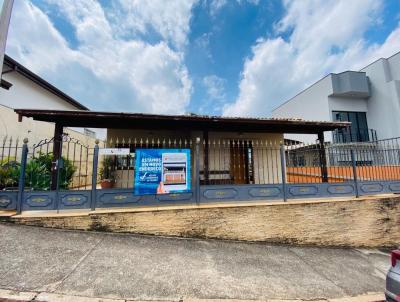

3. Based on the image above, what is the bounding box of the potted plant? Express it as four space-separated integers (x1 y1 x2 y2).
99 156 115 189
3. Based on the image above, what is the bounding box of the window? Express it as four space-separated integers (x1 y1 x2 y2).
332 111 369 142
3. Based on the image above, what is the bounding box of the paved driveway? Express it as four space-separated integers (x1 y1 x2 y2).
0 223 390 301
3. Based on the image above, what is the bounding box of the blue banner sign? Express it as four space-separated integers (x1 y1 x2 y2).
134 149 191 195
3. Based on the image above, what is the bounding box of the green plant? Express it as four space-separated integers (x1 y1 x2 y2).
0 153 77 190
99 156 115 181
0 159 20 189
25 153 76 190
25 159 50 190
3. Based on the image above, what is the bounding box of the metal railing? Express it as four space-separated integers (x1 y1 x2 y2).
286 139 400 183
2 134 400 213
200 139 282 185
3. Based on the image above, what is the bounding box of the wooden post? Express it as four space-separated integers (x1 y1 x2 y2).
203 130 209 184
280 144 287 202
51 123 63 190
195 137 200 204
318 132 328 183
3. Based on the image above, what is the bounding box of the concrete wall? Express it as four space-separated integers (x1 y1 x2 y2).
273 76 333 143
273 51 400 142
7 194 400 247
361 56 400 140
0 68 93 143
0 72 78 110
0 104 96 145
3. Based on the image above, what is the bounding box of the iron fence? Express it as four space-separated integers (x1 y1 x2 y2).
286 139 400 183
0 136 23 191
201 139 282 185
1 134 400 213
97 137 193 189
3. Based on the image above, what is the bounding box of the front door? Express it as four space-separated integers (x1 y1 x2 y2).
230 140 252 184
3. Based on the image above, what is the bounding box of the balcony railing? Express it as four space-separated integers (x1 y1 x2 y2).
332 128 377 143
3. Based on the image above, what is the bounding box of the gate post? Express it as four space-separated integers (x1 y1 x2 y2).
280 143 287 202
91 140 99 211
17 138 28 214
51 123 63 190
318 132 328 182
350 148 359 198
195 137 201 205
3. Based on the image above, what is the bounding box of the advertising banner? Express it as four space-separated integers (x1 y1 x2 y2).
134 149 191 195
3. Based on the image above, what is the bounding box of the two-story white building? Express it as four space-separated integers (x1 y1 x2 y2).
0 54 93 143
273 51 400 143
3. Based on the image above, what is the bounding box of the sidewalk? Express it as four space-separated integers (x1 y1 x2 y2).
0 223 390 301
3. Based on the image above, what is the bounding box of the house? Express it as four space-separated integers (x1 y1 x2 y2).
0 55 98 190
272 50 400 143
14 109 348 189
0 55 94 143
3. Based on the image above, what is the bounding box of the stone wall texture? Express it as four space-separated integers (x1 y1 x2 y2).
3 195 400 247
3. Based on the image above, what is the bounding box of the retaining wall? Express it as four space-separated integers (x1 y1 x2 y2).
2 195 400 247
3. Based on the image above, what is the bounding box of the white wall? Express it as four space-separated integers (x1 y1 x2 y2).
273 75 333 143
0 104 97 145
0 72 79 110
361 55 400 139
273 51 400 142
0 69 86 141
328 97 368 113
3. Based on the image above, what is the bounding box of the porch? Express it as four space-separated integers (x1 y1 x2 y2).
1 109 399 213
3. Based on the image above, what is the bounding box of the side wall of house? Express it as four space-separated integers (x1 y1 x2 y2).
0 104 96 145
361 55 400 140
272 76 333 143
0 72 79 110
0 105 98 189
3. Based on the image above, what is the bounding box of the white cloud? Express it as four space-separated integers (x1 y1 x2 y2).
207 0 259 16
7 0 193 115
223 0 400 117
203 75 226 100
6 1 75 73
209 0 227 16
106 0 198 49
198 75 227 115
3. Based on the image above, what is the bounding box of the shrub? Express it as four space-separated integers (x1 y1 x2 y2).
0 158 20 190
0 154 77 191
25 153 77 190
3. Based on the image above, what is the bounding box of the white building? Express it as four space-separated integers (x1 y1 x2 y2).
0 55 94 143
273 50 400 143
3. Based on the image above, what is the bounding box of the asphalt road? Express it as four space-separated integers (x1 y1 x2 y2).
0 223 390 301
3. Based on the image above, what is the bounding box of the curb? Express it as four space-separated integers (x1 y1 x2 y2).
0 289 385 302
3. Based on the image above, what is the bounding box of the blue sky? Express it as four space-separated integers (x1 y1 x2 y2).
5 0 400 117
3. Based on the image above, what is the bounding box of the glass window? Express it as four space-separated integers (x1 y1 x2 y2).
332 111 369 142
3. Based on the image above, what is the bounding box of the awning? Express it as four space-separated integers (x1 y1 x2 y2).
15 109 350 134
